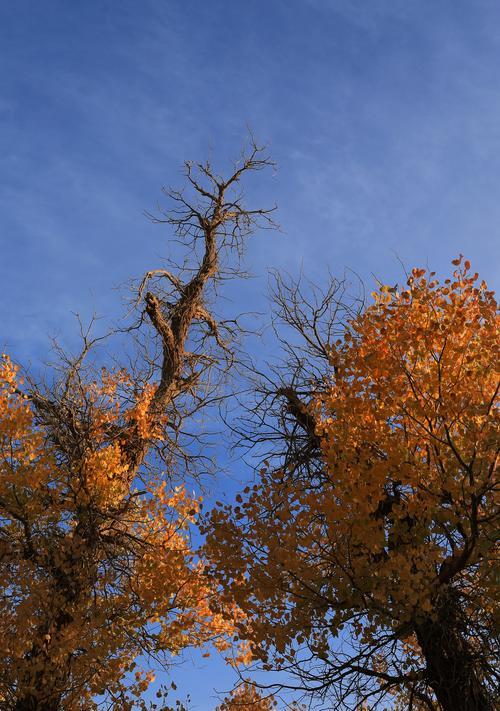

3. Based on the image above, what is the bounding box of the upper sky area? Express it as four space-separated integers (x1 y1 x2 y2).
2 0 499 362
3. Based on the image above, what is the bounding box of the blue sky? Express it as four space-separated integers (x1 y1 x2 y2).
1 0 499 707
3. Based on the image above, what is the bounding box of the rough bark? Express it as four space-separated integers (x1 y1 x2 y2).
416 597 493 711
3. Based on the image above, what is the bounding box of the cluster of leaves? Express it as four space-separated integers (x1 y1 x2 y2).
0 357 246 708
204 257 499 710
215 683 307 711
215 683 277 710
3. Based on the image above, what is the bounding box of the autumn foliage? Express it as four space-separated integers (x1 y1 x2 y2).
215 683 277 710
0 357 243 708
205 257 499 710
214 683 307 711
1 139 498 711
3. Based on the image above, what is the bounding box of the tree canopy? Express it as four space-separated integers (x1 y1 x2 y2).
204 257 499 711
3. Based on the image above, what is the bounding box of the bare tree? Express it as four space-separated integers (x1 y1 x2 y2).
235 269 364 485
